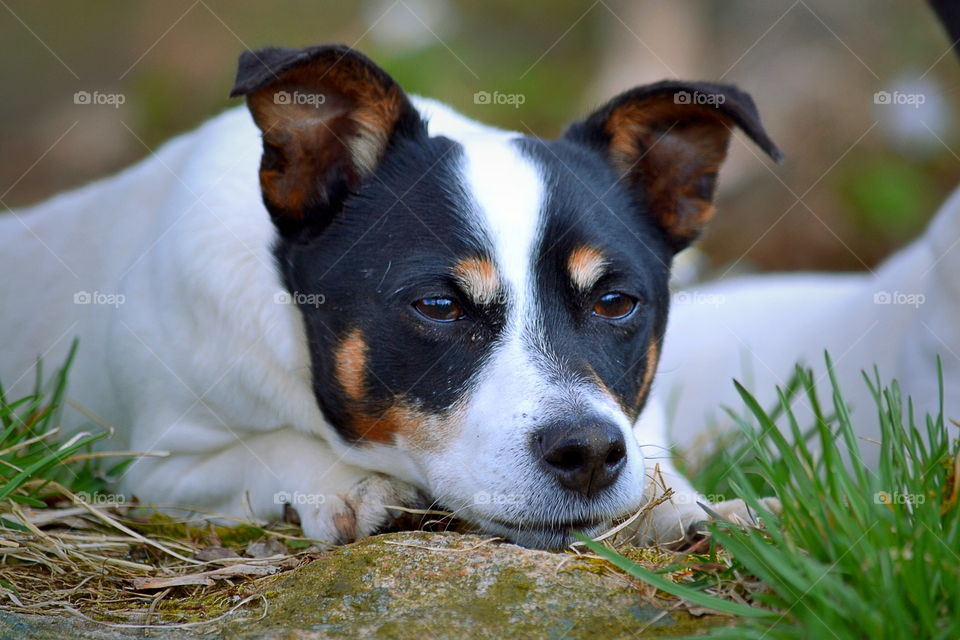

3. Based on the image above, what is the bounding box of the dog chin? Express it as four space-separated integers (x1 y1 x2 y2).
467 515 612 550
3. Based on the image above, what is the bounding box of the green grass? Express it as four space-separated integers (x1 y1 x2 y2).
580 354 959 639
3 341 958 636
0 340 121 514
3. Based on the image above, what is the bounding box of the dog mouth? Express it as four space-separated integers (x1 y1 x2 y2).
464 512 614 550
443 489 647 549
484 514 608 532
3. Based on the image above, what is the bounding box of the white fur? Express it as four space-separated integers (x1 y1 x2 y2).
654 187 960 469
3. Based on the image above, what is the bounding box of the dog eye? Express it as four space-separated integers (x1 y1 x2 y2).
413 297 466 322
592 292 636 319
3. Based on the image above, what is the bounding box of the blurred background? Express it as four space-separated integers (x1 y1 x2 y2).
2 0 958 274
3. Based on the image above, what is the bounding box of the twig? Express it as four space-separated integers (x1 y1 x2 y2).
384 537 501 553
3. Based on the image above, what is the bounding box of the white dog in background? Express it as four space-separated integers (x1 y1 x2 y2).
652 185 959 469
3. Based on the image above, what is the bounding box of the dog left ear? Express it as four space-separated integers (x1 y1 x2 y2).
230 45 423 237
565 81 782 252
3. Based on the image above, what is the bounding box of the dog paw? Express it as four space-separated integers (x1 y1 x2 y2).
295 474 428 544
686 497 782 535
622 495 781 547
619 497 709 547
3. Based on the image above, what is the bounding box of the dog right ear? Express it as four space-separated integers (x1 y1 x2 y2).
565 81 781 253
231 45 424 237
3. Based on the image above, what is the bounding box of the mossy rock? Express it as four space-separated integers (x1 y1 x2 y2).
232 531 721 639
0 531 723 639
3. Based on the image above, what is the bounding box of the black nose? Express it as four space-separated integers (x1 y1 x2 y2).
534 420 627 497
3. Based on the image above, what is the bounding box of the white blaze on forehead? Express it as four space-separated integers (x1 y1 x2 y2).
458 137 543 316
455 136 635 435
456 135 552 437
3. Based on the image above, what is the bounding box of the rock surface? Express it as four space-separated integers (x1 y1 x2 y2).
0 531 722 639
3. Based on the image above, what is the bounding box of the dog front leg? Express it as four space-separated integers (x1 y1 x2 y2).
123 428 427 544
628 401 780 545
626 457 711 545
624 458 781 545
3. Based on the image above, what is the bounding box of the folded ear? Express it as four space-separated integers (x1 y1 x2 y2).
565 81 782 252
230 45 424 236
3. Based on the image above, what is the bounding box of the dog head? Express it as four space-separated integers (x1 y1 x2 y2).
231 45 780 548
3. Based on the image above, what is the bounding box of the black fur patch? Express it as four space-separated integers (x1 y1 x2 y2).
274 134 508 443
516 136 674 420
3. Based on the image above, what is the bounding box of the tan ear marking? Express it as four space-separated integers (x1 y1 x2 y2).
567 82 780 253
605 100 733 248
235 47 412 224
567 246 607 291
453 257 500 305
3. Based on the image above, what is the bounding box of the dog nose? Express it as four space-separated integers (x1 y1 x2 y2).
534 420 627 497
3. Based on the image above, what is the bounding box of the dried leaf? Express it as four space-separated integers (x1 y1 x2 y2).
132 563 278 590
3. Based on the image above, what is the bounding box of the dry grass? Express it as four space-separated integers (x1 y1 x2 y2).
0 483 328 631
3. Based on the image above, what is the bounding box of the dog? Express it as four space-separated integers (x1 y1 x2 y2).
654 186 960 467
2 44 809 550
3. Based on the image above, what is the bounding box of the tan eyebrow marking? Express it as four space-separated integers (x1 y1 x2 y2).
335 328 367 402
452 257 500 305
568 246 608 291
